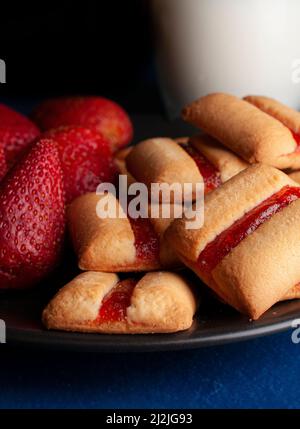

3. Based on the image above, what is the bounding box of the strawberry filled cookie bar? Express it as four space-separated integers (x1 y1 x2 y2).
244 95 300 140
42 271 197 334
166 164 300 319
183 93 300 169
125 136 247 201
68 193 181 272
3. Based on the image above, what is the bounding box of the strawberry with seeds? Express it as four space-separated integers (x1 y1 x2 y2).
0 145 7 181
44 126 117 204
0 139 65 289
32 96 133 152
0 103 40 166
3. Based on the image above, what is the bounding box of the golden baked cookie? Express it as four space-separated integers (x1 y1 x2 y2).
289 171 300 184
42 271 197 334
166 164 300 319
281 283 300 301
183 93 300 169
68 192 181 272
244 95 300 135
126 135 247 200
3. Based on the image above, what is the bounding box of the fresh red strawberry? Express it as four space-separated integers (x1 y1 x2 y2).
0 139 65 289
0 144 7 181
32 96 133 152
43 126 117 204
0 103 40 166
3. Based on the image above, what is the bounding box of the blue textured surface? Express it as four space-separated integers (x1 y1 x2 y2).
0 330 300 409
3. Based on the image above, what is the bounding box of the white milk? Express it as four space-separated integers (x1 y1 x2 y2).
152 0 300 117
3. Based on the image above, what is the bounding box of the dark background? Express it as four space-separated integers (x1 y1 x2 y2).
0 0 163 113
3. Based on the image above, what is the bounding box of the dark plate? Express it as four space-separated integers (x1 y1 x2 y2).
2 280 299 352
0 114 299 352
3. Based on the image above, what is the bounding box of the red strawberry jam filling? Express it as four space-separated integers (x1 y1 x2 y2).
128 216 160 263
198 186 300 277
97 279 137 322
181 143 221 192
291 130 300 151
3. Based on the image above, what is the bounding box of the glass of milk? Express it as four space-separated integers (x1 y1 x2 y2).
152 0 300 118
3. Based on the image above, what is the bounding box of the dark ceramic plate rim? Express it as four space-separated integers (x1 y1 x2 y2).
5 304 297 353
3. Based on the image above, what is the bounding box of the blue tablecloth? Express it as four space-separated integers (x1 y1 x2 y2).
0 331 299 409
